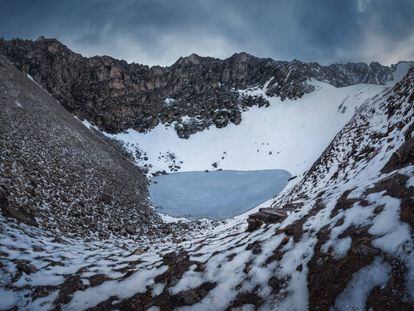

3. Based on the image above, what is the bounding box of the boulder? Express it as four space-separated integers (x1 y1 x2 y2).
247 208 288 231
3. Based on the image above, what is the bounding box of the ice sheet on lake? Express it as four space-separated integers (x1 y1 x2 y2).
150 169 291 220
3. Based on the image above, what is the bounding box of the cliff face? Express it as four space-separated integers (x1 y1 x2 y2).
0 55 160 238
0 38 399 138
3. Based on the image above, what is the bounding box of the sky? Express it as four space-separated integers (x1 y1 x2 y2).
1 0 413 66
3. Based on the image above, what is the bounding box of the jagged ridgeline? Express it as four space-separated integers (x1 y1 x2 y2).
0 37 406 138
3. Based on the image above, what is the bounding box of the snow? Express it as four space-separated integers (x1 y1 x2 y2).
27 74 36 82
332 237 352 259
92 81 385 176
169 265 202 294
65 265 168 310
369 195 412 254
157 213 189 223
389 61 414 86
188 248 252 310
0 288 17 310
164 97 176 106
26 74 45 90
334 259 391 310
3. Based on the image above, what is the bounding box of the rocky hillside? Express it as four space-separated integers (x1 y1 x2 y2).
0 58 413 310
0 55 161 238
0 37 409 138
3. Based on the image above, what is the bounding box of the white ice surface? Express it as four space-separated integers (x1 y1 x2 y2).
84 81 385 176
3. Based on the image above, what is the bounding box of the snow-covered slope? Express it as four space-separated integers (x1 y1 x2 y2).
87 80 386 176
389 61 414 86
2 67 413 310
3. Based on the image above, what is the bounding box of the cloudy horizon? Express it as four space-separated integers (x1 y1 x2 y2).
1 0 414 66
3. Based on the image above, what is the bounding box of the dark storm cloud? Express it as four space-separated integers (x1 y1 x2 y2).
1 0 413 65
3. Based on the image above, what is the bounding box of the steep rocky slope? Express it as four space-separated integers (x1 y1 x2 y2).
0 37 409 138
0 55 161 238
1 60 413 310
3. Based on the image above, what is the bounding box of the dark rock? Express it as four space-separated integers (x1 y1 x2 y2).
55 275 86 306
15 260 38 274
268 276 289 295
227 289 263 309
174 282 216 305
330 189 358 218
0 184 7 208
97 192 112 205
88 274 112 287
125 225 136 235
381 137 414 173
246 240 262 254
246 218 263 232
281 236 290 245
247 208 288 230
366 261 414 310
1 184 37 225
307 225 377 311
1 202 38 226
32 245 44 252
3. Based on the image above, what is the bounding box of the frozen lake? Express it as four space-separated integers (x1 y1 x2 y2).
150 169 291 220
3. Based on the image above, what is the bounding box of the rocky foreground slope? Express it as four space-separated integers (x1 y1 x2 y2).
0 55 161 238
0 60 413 309
0 37 411 138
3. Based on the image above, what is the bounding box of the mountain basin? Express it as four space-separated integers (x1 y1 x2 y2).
150 169 291 220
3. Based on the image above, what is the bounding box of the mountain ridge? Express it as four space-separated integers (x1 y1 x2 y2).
1 37 412 139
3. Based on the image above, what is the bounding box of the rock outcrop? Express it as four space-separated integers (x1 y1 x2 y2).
247 207 288 231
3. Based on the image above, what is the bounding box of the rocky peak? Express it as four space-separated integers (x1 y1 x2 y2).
35 35 46 41
173 53 221 68
229 51 257 63
177 53 203 65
